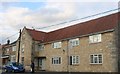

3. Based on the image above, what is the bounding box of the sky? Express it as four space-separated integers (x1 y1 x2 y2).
0 0 120 44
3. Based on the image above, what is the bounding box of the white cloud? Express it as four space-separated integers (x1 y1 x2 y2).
1 0 119 2
0 1 119 43
35 1 77 24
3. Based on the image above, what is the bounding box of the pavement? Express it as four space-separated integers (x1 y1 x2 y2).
0 70 2 74
1 72 118 74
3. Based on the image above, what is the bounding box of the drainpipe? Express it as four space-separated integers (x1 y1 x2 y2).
67 39 73 73
67 40 69 72
17 29 21 64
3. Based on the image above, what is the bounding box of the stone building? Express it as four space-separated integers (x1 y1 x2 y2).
1 41 17 65
16 12 120 72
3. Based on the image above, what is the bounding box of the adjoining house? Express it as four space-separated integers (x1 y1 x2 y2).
16 12 120 72
0 44 2 67
1 40 17 66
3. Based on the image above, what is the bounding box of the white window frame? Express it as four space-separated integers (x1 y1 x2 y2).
90 54 103 64
11 55 16 62
70 55 79 65
69 38 79 47
12 46 16 51
6 48 9 53
89 34 102 43
21 44 24 53
52 41 62 49
52 57 62 65
21 57 24 64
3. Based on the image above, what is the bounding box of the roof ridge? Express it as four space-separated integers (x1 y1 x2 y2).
23 12 119 42
26 28 47 33
47 12 118 34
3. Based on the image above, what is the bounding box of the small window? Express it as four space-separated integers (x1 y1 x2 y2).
70 56 79 65
38 44 44 50
69 38 79 47
21 44 24 53
11 55 16 62
52 42 62 49
90 54 103 64
12 46 16 51
89 34 101 43
21 57 24 64
52 57 61 64
6 48 9 53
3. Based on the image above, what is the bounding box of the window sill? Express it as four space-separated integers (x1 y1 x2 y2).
71 64 79 66
90 63 102 65
52 64 61 65
53 48 61 49
89 42 102 44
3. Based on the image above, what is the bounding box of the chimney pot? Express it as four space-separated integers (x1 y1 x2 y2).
7 40 10 44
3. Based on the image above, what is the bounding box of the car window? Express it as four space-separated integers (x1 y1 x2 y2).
9 63 12 66
12 62 22 67
12 62 18 67
6 62 10 66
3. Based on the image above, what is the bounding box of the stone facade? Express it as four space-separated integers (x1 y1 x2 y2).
18 27 118 72
15 13 119 72
1 41 17 65
35 31 117 72
16 28 33 70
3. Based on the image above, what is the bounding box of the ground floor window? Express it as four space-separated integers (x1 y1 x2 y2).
90 54 103 64
11 55 16 62
52 57 61 65
70 56 79 65
21 57 24 64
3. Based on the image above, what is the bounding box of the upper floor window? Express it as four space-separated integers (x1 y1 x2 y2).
70 55 79 65
69 38 79 47
52 57 61 65
52 42 62 49
11 55 16 62
38 44 44 50
12 46 16 51
6 48 9 53
89 34 101 43
90 54 103 64
21 44 24 53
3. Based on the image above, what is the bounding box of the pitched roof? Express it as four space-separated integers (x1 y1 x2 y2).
26 12 119 43
26 28 46 41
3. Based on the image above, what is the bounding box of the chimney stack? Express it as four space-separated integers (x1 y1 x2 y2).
7 40 10 44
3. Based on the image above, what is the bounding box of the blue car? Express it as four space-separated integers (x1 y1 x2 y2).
4 62 25 73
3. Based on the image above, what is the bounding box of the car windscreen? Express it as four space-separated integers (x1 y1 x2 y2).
12 62 22 67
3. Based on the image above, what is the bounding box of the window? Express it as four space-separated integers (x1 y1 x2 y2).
52 42 62 49
52 57 61 64
89 34 101 43
69 38 79 47
11 55 16 62
38 44 44 50
12 46 16 51
21 44 24 53
6 48 9 53
21 57 24 64
90 54 103 64
70 56 79 65
22 33 25 40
